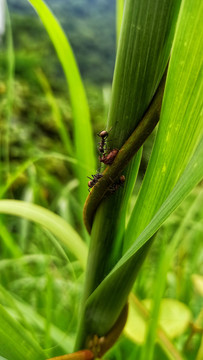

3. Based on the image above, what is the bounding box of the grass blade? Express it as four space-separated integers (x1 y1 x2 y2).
0 152 79 199
0 200 87 269
107 0 181 147
0 304 45 360
4 4 15 177
125 0 203 250
27 0 96 204
83 136 203 336
2 294 74 353
116 0 125 45
36 68 73 156
0 222 22 258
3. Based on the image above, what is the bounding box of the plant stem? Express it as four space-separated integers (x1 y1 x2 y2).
83 71 166 234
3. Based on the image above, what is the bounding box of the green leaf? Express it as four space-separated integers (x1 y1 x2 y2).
125 298 191 343
0 222 22 258
116 0 125 45
0 152 81 199
108 0 181 147
124 0 203 250
4 4 15 179
36 68 73 156
82 0 181 301
27 0 96 204
84 0 203 336
120 294 185 360
145 299 192 338
0 304 45 360
125 299 146 344
0 284 74 353
192 274 203 297
83 136 203 336
75 0 182 349
0 200 87 269
114 149 143 246
5 301 74 353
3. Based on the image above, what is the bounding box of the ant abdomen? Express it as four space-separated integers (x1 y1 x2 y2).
99 148 119 165
87 173 103 192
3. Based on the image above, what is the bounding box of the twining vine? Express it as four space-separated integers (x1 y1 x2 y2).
83 71 167 234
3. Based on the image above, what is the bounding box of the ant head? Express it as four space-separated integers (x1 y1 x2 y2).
98 130 108 138
97 127 112 138
88 180 92 187
119 175 125 184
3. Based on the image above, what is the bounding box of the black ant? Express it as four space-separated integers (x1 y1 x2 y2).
87 173 103 192
97 130 109 154
108 175 125 193
97 129 118 165
99 148 119 165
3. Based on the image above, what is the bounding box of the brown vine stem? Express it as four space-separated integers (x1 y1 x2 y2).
47 349 94 360
83 71 167 234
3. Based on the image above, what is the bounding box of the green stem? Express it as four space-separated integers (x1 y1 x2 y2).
83 71 166 234
116 0 125 46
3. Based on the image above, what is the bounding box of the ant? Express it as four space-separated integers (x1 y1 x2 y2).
99 148 119 165
97 130 109 154
97 129 118 165
87 173 125 194
87 173 103 192
108 175 125 193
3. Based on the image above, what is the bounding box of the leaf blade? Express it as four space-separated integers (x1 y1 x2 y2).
0 304 45 360
0 200 87 269
124 0 203 250
27 0 96 203
84 135 203 336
